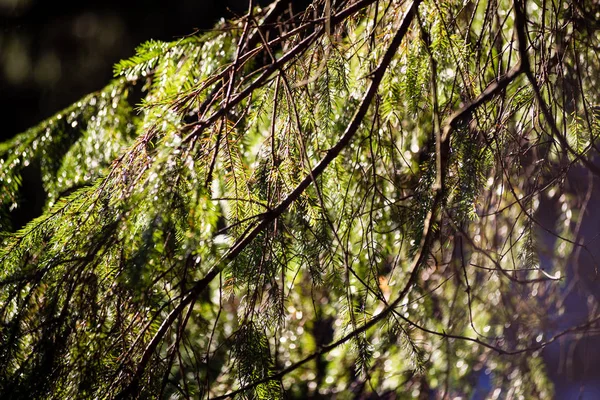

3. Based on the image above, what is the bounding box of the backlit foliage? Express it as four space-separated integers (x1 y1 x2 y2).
2 0 600 398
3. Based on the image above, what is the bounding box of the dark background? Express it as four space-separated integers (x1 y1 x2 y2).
0 0 269 141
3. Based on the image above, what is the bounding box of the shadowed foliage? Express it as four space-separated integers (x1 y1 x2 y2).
2 0 600 398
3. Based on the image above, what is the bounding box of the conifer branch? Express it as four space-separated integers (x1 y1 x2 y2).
116 1 421 395
4 0 600 397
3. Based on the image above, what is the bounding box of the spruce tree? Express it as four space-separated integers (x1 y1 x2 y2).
1 0 599 398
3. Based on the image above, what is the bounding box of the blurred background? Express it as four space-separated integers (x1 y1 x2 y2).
0 0 270 141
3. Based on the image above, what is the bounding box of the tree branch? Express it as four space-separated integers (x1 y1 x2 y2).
115 1 422 397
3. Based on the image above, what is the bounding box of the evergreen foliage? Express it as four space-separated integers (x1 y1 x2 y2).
1 0 600 398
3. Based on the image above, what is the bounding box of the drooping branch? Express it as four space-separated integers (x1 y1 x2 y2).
512 0 600 177
115 1 422 396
